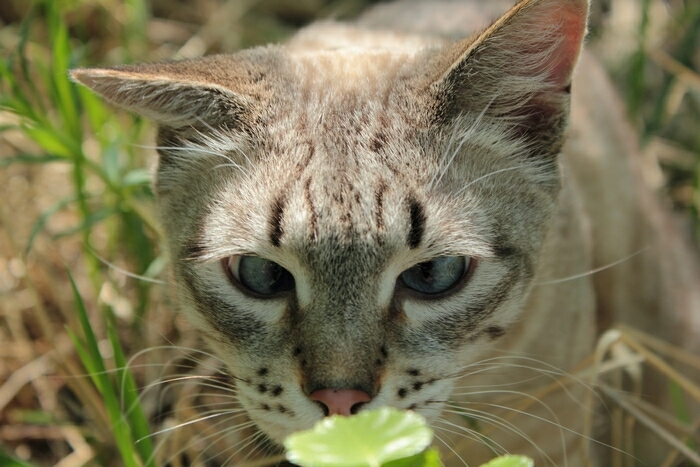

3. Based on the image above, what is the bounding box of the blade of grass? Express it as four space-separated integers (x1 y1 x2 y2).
68 271 142 467
21 123 78 159
52 207 117 239
108 322 155 467
25 194 77 255
0 154 66 167
47 0 81 141
16 4 46 117
625 0 650 119
643 2 700 140
76 84 109 135
0 450 40 467
600 385 700 465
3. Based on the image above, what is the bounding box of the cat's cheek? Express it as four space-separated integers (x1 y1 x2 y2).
237 387 327 444
371 377 455 421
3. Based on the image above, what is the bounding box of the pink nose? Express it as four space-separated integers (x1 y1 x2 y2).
309 388 372 416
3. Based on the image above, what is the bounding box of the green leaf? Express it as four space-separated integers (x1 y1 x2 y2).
284 408 433 467
479 455 534 467
383 448 441 467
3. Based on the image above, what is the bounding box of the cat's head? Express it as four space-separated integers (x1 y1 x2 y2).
72 0 588 445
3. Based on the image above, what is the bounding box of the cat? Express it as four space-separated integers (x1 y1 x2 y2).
71 0 700 465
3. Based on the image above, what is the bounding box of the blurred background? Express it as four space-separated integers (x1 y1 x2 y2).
0 0 698 465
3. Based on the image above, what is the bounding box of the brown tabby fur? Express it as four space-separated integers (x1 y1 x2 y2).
72 0 700 465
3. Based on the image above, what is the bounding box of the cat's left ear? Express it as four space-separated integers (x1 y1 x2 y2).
71 53 273 129
425 0 589 152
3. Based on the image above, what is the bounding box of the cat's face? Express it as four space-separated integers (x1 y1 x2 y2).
72 0 588 446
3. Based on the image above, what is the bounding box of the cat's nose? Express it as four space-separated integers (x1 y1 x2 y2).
310 388 371 416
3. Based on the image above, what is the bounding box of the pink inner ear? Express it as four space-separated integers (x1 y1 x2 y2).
540 5 588 88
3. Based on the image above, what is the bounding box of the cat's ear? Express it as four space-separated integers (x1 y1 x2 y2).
426 0 589 146
70 55 269 128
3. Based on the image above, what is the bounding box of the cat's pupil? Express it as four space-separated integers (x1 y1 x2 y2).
229 255 295 296
399 256 469 295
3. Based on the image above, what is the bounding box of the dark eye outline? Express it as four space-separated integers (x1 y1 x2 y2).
222 255 295 298
396 256 475 298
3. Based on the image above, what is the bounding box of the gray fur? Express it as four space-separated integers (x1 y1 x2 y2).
71 0 700 464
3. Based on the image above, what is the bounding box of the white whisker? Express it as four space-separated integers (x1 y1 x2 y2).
87 245 167 284
440 406 556 466
536 248 649 285
455 165 529 196
432 430 472 466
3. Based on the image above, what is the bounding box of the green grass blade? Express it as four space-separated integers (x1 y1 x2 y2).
66 327 102 390
102 140 122 185
0 154 66 167
68 271 142 467
17 5 47 117
21 124 76 158
643 2 700 139
52 207 117 239
25 194 77 255
47 1 81 141
122 169 152 187
76 84 109 135
0 449 40 467
107 322 155 467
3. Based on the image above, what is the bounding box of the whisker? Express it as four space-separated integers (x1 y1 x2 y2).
432 430 471 467
220 426 270 466
440 406 557 466
184 417 258 466
86 245 167 284
434 416 510 460
156 417 257 467
535 247 649 285
139 410 237 441
455 165 530 196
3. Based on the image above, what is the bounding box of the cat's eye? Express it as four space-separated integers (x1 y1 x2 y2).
225 255 295 296
398 256 470 295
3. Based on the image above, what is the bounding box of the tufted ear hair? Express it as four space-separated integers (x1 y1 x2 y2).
71 52 277 129
424 0 589 157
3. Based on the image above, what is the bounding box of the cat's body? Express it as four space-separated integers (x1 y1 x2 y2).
72 0 700 465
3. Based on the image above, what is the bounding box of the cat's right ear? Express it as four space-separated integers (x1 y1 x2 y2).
70 55 268 128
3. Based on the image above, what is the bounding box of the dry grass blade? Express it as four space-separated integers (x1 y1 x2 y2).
619 333 700 404
53 426 94 467
600 385 700 465
647 47 700 92
618 324 700 372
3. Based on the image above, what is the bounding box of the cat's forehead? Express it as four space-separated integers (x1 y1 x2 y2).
264 24 445 117
286 48 414 96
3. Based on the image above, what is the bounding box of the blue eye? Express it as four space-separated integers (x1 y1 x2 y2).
398 257 469 295
226 255 295 296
